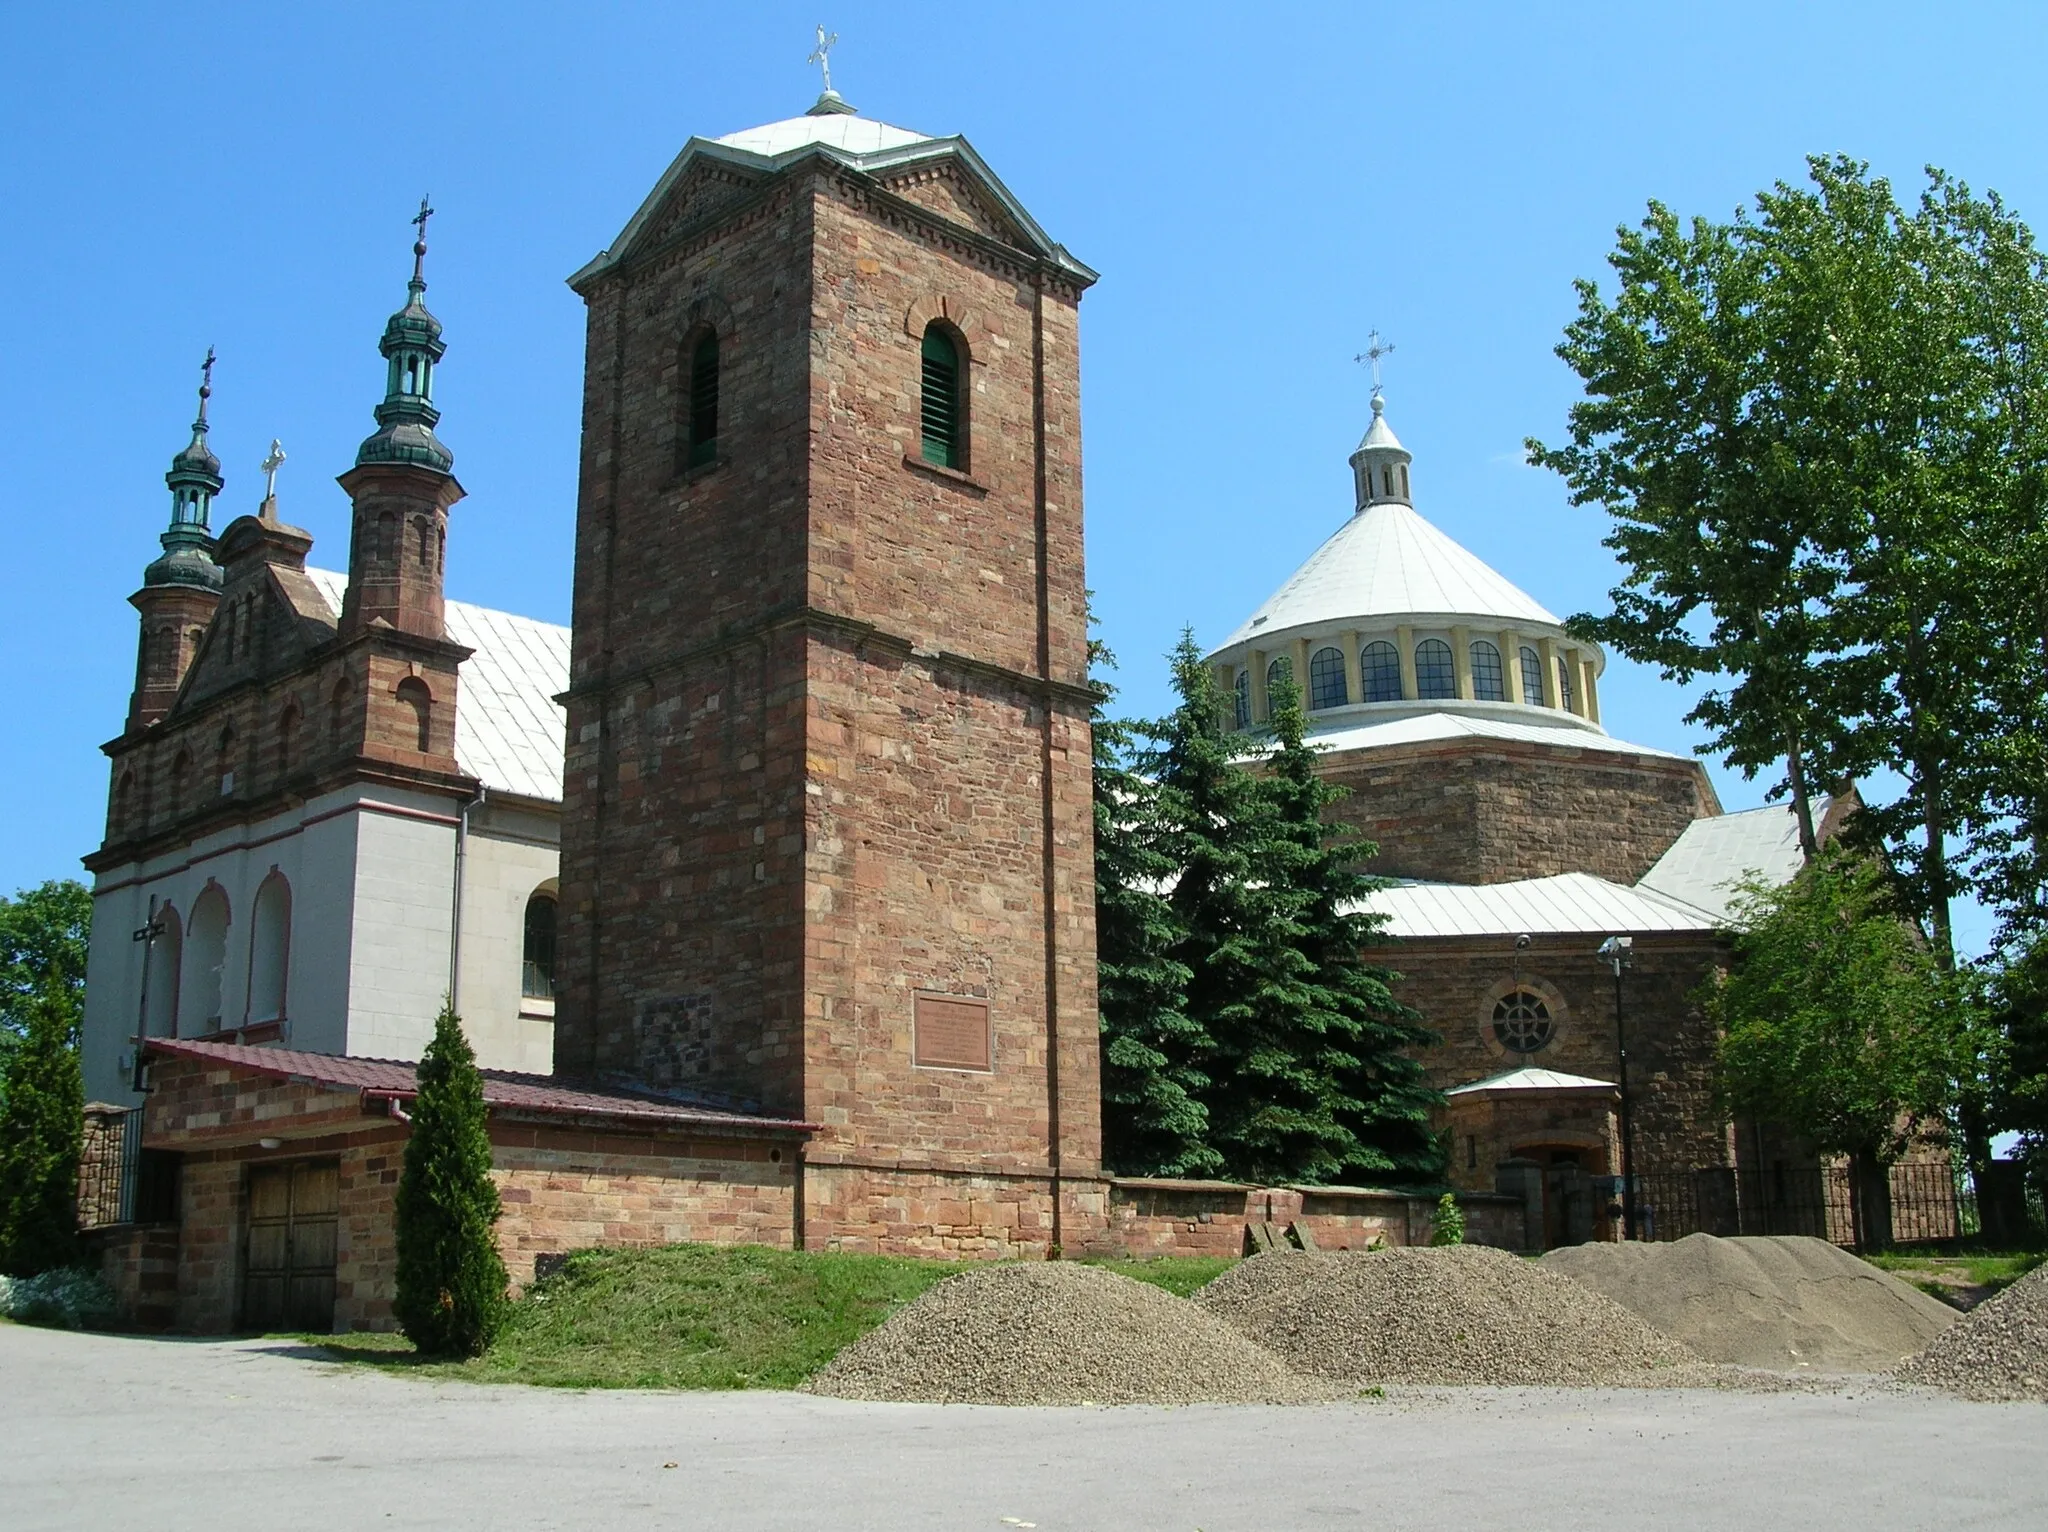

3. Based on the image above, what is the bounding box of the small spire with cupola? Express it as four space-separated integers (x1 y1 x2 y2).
338 197 464 641
128 351 226 728
1350 331 1412 511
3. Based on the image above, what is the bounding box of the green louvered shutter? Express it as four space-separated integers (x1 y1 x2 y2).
686 333 719 468
920 326 963 468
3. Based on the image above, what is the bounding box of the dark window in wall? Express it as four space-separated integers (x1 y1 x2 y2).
684 331 719 469
216 724 238 795
1361 641 1403 703
1266 655 1293 705
1309 646 1348 710
169 751 191 811
328 677 350 746
1519 645 1545 705
1492 991 1554 1054
376 511 396 564
1557 656 1576 714
278 702 302 777
1470 640 1504 702
417 518 434 569
395 677 432 753
1415 638 1456 700
1233 670 1251 730
919 324 965 469
522 892 557 1001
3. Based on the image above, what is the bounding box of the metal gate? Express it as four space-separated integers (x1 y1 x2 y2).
242 1161 339 1332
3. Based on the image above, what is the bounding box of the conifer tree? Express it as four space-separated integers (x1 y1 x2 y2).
1092 639 1215 1177
0 984 83 1276
1261 676 1446 1185
393 1003 507 1356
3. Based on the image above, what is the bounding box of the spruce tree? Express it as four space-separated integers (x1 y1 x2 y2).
0 983 83 1276
1262 676 1447 1185
393 1003 507 1356
1091 639 1215 1177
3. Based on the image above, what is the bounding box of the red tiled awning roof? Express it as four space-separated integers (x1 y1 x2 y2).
144 1037 817 1136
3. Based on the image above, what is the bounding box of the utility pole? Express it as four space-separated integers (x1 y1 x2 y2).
1599 935 1638 1241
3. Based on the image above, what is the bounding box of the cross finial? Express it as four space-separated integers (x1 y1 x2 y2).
260 439 286 510
808 24 838 94
1354 329 1395 401
411 195 434 284
196 346 216 424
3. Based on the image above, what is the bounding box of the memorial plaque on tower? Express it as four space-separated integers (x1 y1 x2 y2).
913 993 993 1072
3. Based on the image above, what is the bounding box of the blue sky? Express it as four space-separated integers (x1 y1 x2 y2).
4 1 2043 958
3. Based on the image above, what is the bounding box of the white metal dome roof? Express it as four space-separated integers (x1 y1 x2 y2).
711 111 931 158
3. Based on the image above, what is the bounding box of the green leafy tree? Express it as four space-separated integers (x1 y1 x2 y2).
1429 1192 1465 1247
0 881 91 1276
0 881 91 1076
1260 675 1445 1185
1705 848 1983 1248
1091 638 1215 1178
393 1003 508 1356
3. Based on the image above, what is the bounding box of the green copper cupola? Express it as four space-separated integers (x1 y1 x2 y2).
144 349 225 593
355 197 453 473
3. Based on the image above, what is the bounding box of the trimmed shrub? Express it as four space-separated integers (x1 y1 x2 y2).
0 1267 117 1330
393 1004 507 1356
1429 1192 1466 1247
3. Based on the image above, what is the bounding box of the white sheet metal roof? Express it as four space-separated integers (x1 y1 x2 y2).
1217 500 1561 651
305 569 568 803
1636 797 1823 925
1447 1066 1618 1095
1295 709 1680 760
1356 871 1718 939
712 112 931 158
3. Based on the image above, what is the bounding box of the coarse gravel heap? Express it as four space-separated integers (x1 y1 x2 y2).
1893 1261 2048 1402
1193 1245 1697 1387
1542 1234 1955 1372
802 1261 1331 1406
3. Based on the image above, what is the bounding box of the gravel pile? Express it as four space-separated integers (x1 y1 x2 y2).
803 1261 1330 1405
1893 1261 2048 1402
1542 1234 1955 1372
1192 1245 1696 1386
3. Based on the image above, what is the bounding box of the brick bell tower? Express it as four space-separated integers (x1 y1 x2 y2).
127 352 225 730
555 87 1104 1253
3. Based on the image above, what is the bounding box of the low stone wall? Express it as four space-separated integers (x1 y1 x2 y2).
1107 1179 1531 1256
800 1161 1110 1259
85 1223 181 1330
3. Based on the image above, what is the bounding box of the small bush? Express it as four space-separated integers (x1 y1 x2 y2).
1429 1192 1466 1246
0 1267 117 1330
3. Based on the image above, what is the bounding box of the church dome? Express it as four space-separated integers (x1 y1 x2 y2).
1206 393 1609 741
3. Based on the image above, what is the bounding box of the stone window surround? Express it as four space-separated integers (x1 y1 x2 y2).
1476 972 1570 1059
1223 623 1601 730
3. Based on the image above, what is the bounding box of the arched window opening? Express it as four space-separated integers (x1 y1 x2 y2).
169 750 191 812
1233 670 1251 731
684 331 719 469
1519 645 1545 706
328 677 351 746
216 723 238 796
376 510 396 563
1470 641 1504 702
180 885 230 1036
1557 656 1576 714
1398 465 1410 498
417 517 433 569
278 701 302 778
1361 641 1403 703
248 873 291 1025
144 903 182 1039
114 770 135 826
1492 991 1554 1054
919 323 965 469
1415 638 1456 700
522 890 558 1001
1265 655 1293 707
1308 646 1348 710
395 678 432 753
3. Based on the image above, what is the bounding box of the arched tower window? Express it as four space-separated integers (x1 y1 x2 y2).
1361 641 1403 703
416 517 434 569
376 511 396 564
216 723 238 795
248 873 291 1025
919 323 965 469
144 903 182 1039
1233 670 1251 731
277 700 302 778
180 885 230 1036
1519 645 1545 706
169 749 191 811
683 330 719 469
113 769 135 828
395 677 433 753
328 676 351 746
1470 640 1504 702
1308 646 1348 710
522 889 558 1001
1265 655 1293 708
1415 639 1456 700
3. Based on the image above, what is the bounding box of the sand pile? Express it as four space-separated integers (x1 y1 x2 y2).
1894 1261 2048 1401
1542 1234 1955 1372
1192 1245 1695 1386
803 1262 1329 1405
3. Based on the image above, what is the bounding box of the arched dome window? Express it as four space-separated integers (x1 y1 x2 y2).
522 889 558 1001
1557 655 1576 714
1233 670 1251 731
1361 641 1402 703
1470 640 1504 703
1308 647 1348 710
1415 639 1456 701
1519 645 1545 707
180 884 230 1036
1265 655 1293 705
248 872 291 1025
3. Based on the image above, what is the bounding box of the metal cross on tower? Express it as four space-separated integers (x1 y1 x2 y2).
412 195 434 242
1354 329 1396 400
130 897 168 1092
260 439 286 504
808 24 839 94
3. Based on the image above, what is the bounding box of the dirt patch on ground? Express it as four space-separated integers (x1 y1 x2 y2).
1893 1262 2048 1401
803 1261 1330 1405
1191 1245 1697 1387
1542 1234 1955 1372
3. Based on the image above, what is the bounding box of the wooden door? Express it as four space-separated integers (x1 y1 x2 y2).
242 1161 339 1332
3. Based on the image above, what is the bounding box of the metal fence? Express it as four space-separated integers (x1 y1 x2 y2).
75 1107 178 1230
1629 1160 1967 1249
